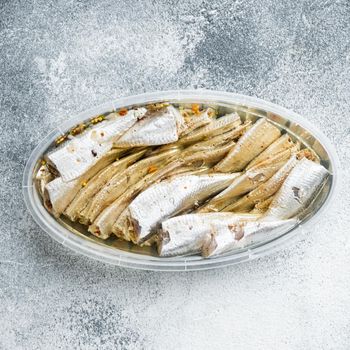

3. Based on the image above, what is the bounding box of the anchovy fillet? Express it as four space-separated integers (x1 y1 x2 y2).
128 173 240 244
47 109 146 182
215 118 281 172
263 158 329 220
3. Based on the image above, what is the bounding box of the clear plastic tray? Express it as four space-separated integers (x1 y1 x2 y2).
23 90 340 271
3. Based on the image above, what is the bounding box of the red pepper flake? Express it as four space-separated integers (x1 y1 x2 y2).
118 108 128 116
94 229 100 236
147 165 158 173
191 103 201 115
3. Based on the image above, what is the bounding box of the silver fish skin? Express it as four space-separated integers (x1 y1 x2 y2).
202 218 298 257
263 158 329 220
43 177 77 217
47 108 146 182
181 108 214 136
201 148 294 213
224 152 300 212
214 118 281 172
114 106 185 147
89 158 186 239
129 173 240 244
44 149 121 217
158 213 259 257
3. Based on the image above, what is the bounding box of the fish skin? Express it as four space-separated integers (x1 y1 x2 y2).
114 106 185 147
111 166 211 242
158 213 259 257
89 159 185 239
202 218 298 257
43 149 121 217
64 149 147 221
128 173 241 244
180 108 215 136
43 177 77 217
224 153 300 212
214 118 281 172
246 134 296 169
178 113 241 145
263 158 329 220
198 147 295 213
47 108 146 182
85 148 179 223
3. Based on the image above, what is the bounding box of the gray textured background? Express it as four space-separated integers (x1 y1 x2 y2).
1 0 350 349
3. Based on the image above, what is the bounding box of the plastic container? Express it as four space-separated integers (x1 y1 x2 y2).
23 90 340 271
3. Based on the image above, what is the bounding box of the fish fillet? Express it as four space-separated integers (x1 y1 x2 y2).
214 118 281 172
179 113 241 145
43 149 121 217
263 158 329 220
202 218 298 257
64 149 147 221
199 148 295 213
89 159 185 239
113 106 185 147
224 153 300 212
246 133 296 169
47 108 146 182
128 173 240 244
158 213 259 257
85 148 179 223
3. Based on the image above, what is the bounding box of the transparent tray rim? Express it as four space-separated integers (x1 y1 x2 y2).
22 90 341 271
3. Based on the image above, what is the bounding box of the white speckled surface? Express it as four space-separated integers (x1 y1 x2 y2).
1 1 350 349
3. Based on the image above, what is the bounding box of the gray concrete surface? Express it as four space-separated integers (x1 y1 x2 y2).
1 0 350 349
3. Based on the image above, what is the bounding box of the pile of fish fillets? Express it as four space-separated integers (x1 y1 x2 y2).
36 104 329 258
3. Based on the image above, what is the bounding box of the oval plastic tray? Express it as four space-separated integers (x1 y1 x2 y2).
23 90 340 271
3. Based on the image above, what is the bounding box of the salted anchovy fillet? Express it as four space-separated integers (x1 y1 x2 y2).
64 149 147 221
202 218 298 257
112 164 210 243
89 159 185 239
182 139 236 166
158 213 259 257
127 173 240 244
215 118 281 172
43 149 121 217
36 164 54 197
181 108 215 136
225 153 300 212
246 134 296 169
43 177 77 217
114 106 185 147
263 158 329 220
185 121 252 152
178 113 242 145
201 148 296 213
86 148 179 223
46 109 146 182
